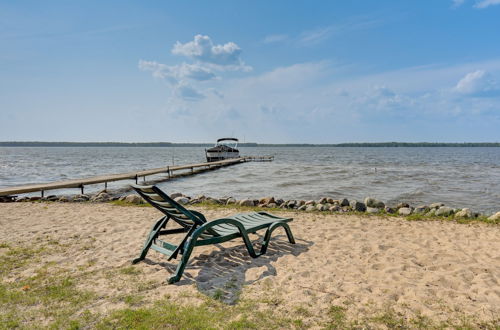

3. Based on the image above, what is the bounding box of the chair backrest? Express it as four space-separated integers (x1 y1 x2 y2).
131 184 206 228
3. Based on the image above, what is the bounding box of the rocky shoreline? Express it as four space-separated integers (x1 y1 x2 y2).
2 190 500 222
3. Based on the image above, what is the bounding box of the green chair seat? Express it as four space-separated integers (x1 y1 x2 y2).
210 212 293 236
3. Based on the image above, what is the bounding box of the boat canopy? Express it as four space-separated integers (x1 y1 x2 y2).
217 138 239 143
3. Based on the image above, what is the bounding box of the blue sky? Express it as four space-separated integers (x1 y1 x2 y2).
1 0 500 143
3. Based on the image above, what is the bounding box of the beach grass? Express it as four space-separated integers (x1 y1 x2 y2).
0 243 95 329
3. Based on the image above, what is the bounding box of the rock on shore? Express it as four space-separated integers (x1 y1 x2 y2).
364 197 385 209
350 200 367 212
398 207 412 216
455 208 472 219
488 212 500 221
4 190 499 222
435 206 454 217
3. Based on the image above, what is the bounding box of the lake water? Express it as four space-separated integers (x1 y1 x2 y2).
1 147 499 214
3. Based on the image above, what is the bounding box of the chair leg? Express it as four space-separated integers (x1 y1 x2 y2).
260 223 296 255
168 225 197 261
282 223 296 244
168 238 195 284
239 229 259 258
132 216 169 264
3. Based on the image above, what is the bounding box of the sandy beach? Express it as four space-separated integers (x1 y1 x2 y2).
1 202 499 328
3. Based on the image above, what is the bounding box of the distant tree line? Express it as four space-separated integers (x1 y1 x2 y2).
0 141 498 147
324 142 500 147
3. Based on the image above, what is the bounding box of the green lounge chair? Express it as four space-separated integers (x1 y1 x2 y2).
130 184 295 284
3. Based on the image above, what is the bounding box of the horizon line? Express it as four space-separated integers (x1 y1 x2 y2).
1 141 500 146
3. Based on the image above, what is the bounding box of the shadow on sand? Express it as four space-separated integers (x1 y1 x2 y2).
145 233 313 304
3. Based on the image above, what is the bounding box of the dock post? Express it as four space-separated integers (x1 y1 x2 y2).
167 166 170 178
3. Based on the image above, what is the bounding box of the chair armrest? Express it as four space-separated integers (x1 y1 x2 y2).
189 210 208 222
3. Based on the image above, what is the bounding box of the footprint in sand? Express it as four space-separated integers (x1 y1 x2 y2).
371 263 384 270
377 244 393 251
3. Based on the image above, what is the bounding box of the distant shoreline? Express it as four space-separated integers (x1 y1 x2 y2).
0 141 500 147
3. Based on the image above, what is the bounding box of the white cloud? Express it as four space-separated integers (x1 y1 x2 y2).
297 16 384 46
454 70 499 96
239 61 331 92
451 0 500 8
262 34 288 44
209 88 224 99
140 51 500 141
177 63 216 81
474 0 500 8
452 0 465 8
139 60 215 101
138 60 169 79
259 104 281 115
139 35 252 101
152 59 500 142
364 86 417 114
299 27 334 45
172 35 251 71
222 60 500 122
372 86 396 98
174 83 205 101
138 60 215 83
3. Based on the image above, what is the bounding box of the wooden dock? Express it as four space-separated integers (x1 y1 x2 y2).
244 155 274 162
0 156 273 197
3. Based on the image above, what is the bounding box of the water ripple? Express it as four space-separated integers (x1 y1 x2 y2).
1 146 500 213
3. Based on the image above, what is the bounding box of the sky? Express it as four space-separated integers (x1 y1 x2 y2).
1 0 500 143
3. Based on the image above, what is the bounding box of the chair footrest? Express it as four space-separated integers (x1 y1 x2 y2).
156 239 177 251
152 239 180 258
151 243 174 256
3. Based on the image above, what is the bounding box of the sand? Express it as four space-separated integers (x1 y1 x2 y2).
1 202 499 325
